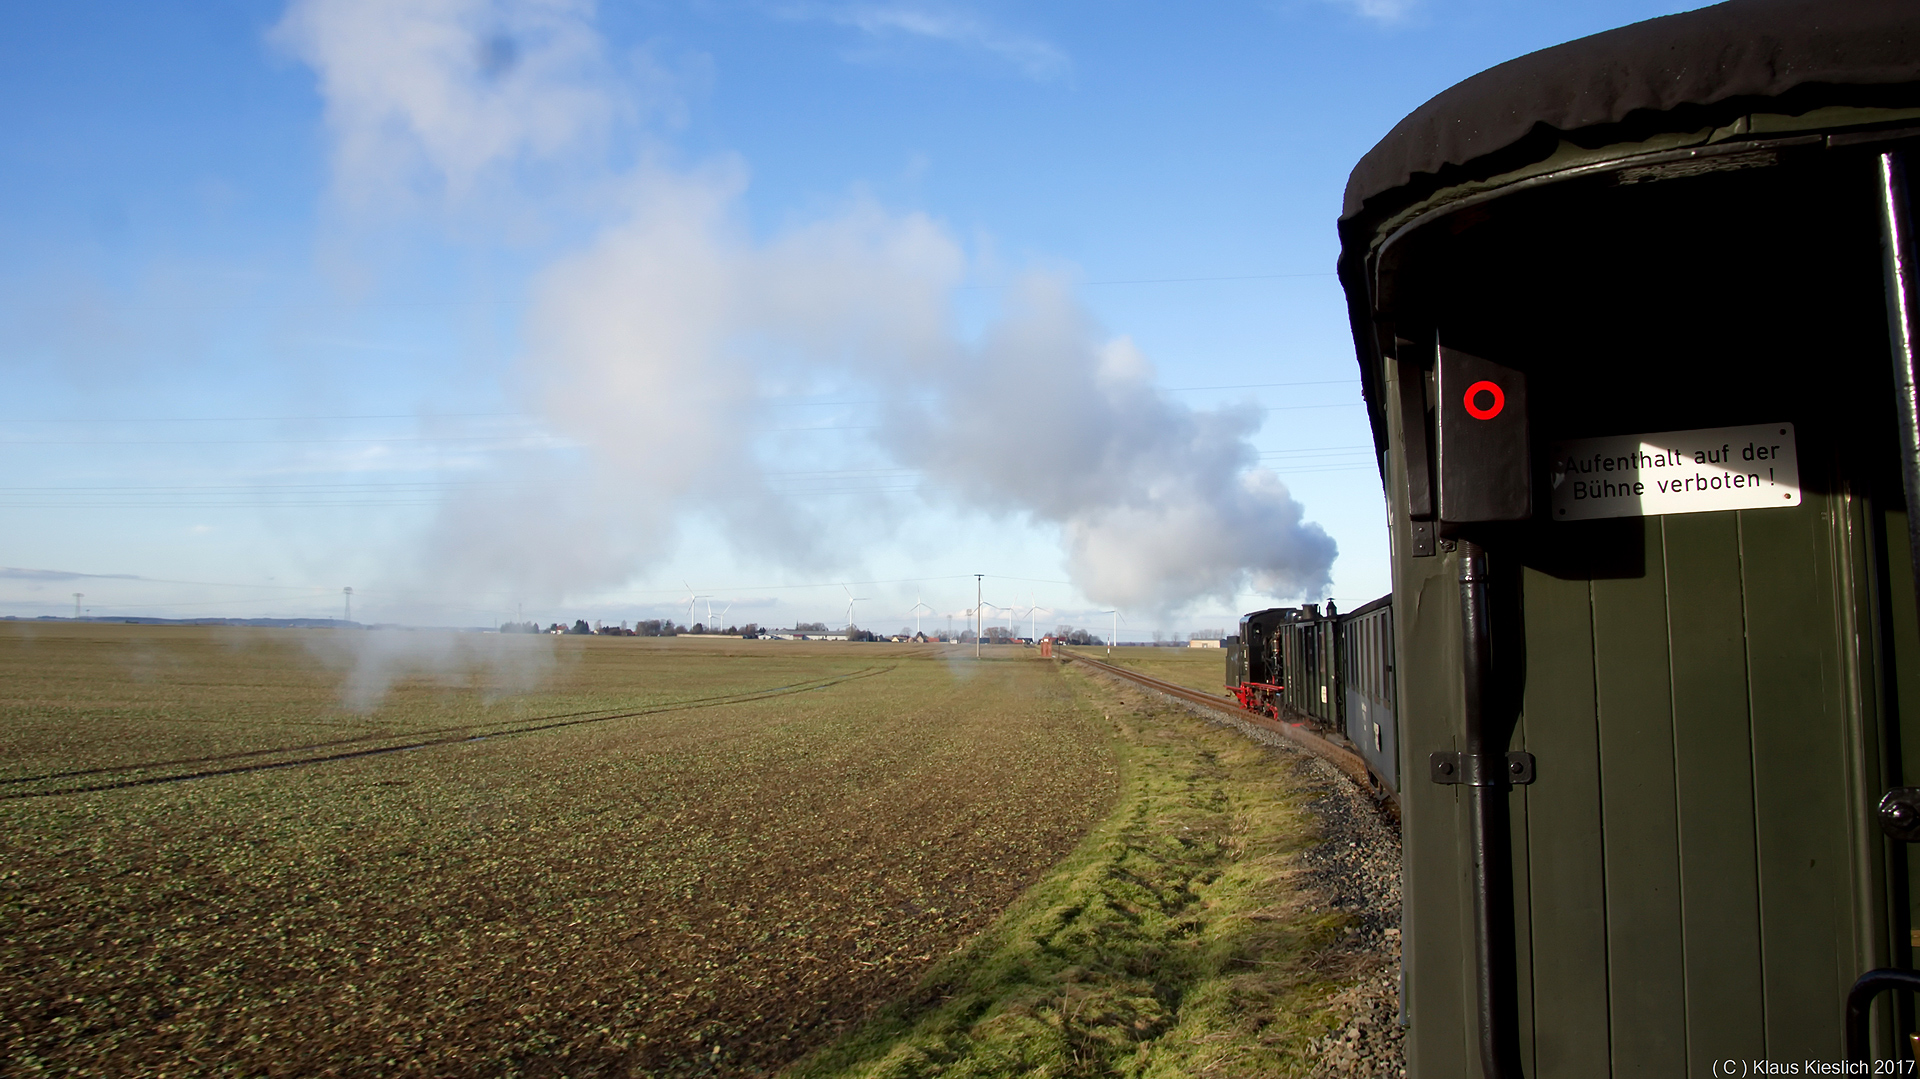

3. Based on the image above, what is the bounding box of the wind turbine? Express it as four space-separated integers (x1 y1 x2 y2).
1028 596 1053 641
843 585 868 631
975 574 983 658
703 598 732 631
910 594 933 637
1100 610 1125 654
681 580 709 632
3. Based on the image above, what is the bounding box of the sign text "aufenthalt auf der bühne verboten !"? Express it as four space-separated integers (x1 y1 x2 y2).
1549 422 1800 522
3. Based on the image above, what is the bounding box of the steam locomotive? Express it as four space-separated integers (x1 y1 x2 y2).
1224 594 1396 794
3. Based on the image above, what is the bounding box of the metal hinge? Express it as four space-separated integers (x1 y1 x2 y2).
1880 787 1920 841
1430 750 1535 786
1409 519 1435 558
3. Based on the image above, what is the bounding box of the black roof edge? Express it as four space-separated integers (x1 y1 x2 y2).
1338 0 1920 461
1343 593 1393 619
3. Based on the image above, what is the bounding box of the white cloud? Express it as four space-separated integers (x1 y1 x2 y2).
281 0 1334 617
272 0 619 207
792 3 1069 79
1325 0 1417 23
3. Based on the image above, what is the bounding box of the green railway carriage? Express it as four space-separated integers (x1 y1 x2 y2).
1277 607 1338 729
1226 599 1400 793
1341 595 1398 789
1337 0 1920 1073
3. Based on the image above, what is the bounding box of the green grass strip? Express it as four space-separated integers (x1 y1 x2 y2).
785 668 1355 1079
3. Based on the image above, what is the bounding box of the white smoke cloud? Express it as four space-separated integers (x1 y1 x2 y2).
304 627 559 712
277 0 1336 617
273 0 619 208
878 303 1336 609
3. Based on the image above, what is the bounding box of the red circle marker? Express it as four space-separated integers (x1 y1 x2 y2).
1463 380 1504 420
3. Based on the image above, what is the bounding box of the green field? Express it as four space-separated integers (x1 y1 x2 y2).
1060 645 1232 697
1 625 1360 1077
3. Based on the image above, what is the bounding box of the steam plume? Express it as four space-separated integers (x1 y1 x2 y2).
276 0 1337 617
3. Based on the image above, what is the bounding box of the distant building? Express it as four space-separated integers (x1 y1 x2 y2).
1189 638 1223 649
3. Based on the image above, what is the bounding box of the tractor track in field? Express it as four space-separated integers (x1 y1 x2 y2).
1 664 897 800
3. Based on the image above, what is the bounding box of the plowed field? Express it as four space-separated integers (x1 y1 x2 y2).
0 626 1120 1077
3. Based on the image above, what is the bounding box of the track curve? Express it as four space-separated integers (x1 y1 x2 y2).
1058 649 1399 816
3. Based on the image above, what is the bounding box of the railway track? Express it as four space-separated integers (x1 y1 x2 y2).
1058 649 1399 815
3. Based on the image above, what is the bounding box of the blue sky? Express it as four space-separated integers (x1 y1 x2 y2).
0 0 1702 636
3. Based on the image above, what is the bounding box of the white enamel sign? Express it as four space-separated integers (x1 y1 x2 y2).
1549 422 1800 522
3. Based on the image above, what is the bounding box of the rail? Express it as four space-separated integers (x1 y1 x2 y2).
1058 648 1400 816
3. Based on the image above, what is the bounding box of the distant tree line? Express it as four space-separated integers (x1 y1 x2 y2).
494 617 941 641
496 619 771 638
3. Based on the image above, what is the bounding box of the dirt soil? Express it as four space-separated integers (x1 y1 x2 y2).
0 627 1119 1077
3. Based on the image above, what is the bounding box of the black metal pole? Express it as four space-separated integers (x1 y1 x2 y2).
1459 539 1515 1078
1874 146 1920 1061
1849 969 1920 1061
1878 150 1920 615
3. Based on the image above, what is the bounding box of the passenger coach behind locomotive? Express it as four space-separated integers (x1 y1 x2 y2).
1340 1 1920 1073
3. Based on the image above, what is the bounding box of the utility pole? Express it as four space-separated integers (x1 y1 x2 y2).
975 574 983 659
73 593 83 619
343 587 353 624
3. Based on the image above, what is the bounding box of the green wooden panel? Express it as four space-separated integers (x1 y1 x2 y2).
1590 519 1688 1073
1889 510 1920 792
1509 751 1534 1077
1840 497 1893 1054
1399 559 1475 1079
1517 569 1611 1078
1659 513 1766 1069
1885 510 1920 974
1740 501 1855 1060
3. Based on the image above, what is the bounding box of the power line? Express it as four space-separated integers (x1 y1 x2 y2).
958 271 1336 290
0 412 525 425
0 378 1362 432
3 270 1338 320
1165 378 1359 392
0 423 883 447
0 434 557 448
1259 402 1364 413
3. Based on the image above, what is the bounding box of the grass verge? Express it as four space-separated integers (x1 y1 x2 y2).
784 665 1355 1079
